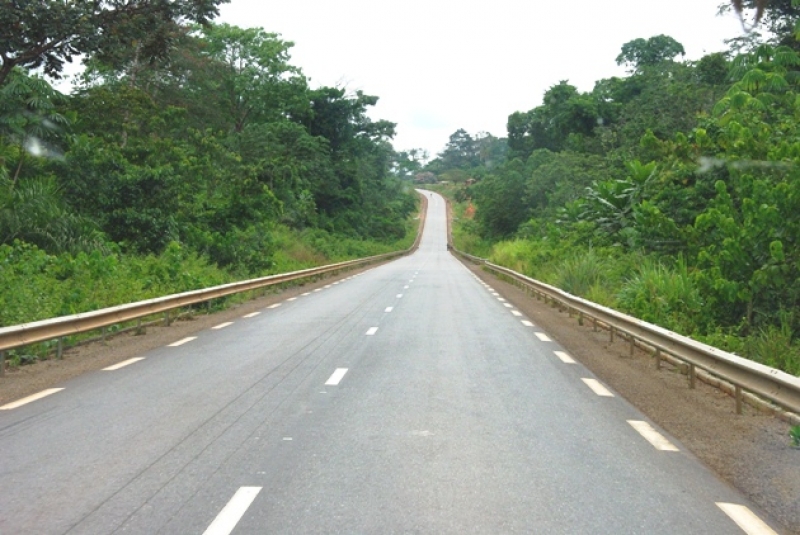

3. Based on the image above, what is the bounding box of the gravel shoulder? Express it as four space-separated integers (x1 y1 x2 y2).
463 260 800 534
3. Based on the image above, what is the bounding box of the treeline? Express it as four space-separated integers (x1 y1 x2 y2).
429 7 800 374
0 2 416 330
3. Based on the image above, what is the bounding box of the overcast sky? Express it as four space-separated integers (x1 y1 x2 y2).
218 0 744 159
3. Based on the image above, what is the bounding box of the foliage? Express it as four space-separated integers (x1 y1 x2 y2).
0 0 227 86
436 30 800 374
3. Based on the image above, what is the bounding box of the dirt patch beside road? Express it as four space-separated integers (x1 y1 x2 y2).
464 260 800 534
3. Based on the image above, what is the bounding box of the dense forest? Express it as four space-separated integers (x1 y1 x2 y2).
429 1 800 374
0 1 417 335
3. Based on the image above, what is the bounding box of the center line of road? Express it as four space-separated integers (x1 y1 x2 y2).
535 332 552 342
554 351 575 364
366 327 378 336
242 312 260 318
203 486 262 535
627 420 679 451
212 322 234 330
582 378 615 397
103 357 145 371
385 307 394 312
716 503 778 535
325 368 349 385
0 388 64 410
169 336 197 347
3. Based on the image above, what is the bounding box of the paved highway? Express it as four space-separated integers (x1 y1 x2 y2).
0 191 781 534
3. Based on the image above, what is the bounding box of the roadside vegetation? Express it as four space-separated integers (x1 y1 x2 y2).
1 4 418 333
427 2 800 375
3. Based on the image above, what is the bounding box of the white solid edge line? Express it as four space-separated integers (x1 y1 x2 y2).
627 420 679 451
716 503 778 535
212 322 234 330
169 336 197 347
0 388 64 410
385 307 394 312
325 368 349 386
582 378 615 397
103 357 145 371
554 351 576 364
243 312 260 318
366 327 379 336
511 310 523 317
203 486 262 535
535 332 552 342
521 320 534 327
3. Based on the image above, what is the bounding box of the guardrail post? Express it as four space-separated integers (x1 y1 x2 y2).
735 385 743 414
0 350 5 376
164 311 171 327
654 348 662 370
689 364 696 389
57 337 64 359
629 335 635 356
610 326 615 343
592 317 598 332
578 311 584 326
101 327 106 344
136 318 144 335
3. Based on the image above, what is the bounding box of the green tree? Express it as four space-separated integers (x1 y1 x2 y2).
0 0 227 86
616 35 686 72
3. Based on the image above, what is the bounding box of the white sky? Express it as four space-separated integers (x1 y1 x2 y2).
217 1 744 159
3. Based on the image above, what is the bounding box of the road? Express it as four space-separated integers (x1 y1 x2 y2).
0 191 781 534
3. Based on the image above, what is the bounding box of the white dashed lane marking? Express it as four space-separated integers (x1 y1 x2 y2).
385 307 394 312
534 332 552 342
169 336 197 347
627 420 679 452
582 378 614 397
242 312 260 318
554 351 575 364
521 320 534 327
286 297 297 301
0 388 64 410
511 310 522 317
212 322 233 330
203 487 262 535
366 327 378 336
103 358 145 371
268 303 282 308
716 503 778 535
325 368 349 386
397 294 403 299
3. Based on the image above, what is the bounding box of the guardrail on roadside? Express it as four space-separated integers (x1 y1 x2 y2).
451 247 800 417
0 194 428 375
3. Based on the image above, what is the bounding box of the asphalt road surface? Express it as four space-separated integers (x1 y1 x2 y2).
0 191 782 534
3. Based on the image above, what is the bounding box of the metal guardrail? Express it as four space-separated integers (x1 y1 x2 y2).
0 194 428 371
452 248 800 416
